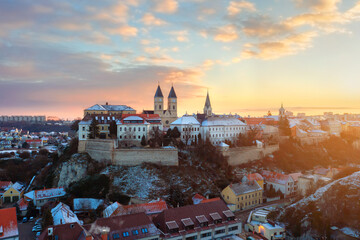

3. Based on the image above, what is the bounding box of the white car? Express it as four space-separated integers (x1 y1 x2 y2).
32 225 42 232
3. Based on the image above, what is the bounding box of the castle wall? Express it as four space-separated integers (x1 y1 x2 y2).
78 139 178 166
227 145 279 166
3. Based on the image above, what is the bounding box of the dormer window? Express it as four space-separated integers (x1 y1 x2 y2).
181 218 194 230
122 232 129 237
141 228 148 234
223 210 235 221
196 215 208 227
166 221 179 234
132 230 139 235
210 212 222 224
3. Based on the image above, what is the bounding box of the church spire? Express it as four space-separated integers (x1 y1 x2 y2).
204 89 212 116
154 84 163 98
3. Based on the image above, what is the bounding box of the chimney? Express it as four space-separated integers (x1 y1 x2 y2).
106 102 108 105
48 227 54 236
101 229 109 240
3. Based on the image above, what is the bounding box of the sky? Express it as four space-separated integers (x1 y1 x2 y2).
1 0 360 119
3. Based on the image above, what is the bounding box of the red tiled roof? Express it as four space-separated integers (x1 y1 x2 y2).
0 207 19 238
247 173 264 182
0 181 12 190
121 199 167 215
192 193 206 204
261 170 292 185
153 200 238 237
201 197 221 204
85 212 160 240
39 222 88 240
17 198 29 211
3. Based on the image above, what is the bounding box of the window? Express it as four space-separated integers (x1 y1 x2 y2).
82 127 85 131
120 127 122 131
141 228 148 233
138 127 141 131
227 196 229 199
82 135 85 139
122 232 130 237
132 230 139 235
138 136 141 139
143 127 145 131
215 229 225 235
102 126 104 130
229 226 238 232
120 136 122 139
113 233 120 239
201 232 211 238
159 105 162 109
185 236 197 240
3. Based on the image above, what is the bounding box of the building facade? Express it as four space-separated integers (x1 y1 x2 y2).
221 181 263 211
83 103 136 116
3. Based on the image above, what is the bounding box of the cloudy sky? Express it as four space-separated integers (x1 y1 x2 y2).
1 0 360 119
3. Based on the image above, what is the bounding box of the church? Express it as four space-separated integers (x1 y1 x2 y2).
143 84 178 128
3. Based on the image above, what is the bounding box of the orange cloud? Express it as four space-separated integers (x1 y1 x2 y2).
168 30 189 42
294 0 341 12
241 31 318 59
153 0 178 14
214 25 238 42
228 1 256 16
141 13 167 26
107 25 138 37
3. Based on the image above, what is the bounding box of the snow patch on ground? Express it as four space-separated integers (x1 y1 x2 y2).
112 166 160 200
341 227 360 238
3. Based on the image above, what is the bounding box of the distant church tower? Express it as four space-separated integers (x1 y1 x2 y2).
168 85 177 114
279 103 285 118
204 90 212 116
154 84 164 115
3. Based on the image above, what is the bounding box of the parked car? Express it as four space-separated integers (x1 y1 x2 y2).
22 217 28 223
29 217 34 222
32 225 42 232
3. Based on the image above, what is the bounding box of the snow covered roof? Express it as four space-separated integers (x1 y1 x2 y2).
0 181 12 190
289 173 302 182
51 203 80 226
171 116 200 125
247 173 264 182
103 202 122 218
261 170 293 185
123 116 143 121
218 142 229 147
5 182 25 193
202 116 246 126
85 104 135 112
0 207 19 238
192 193 207 205
73 198 104 213
17 198 29 211
25 187 66 201
228 181 262 196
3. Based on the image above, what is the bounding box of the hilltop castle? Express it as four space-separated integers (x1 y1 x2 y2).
143 84 178 128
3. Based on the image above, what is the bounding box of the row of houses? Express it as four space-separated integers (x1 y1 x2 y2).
34 199 242 240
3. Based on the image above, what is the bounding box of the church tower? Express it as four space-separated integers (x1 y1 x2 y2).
203 90 212 116
168 85 177 115
279 103 285 118
154 85 164 115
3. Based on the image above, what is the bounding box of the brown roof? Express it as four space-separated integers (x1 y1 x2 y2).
39 222 89 240
85 212 160 240
152 200 238 237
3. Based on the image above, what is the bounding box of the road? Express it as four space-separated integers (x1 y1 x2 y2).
18 220 37 240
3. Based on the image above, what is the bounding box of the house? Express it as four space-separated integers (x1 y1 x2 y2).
192 193 207 205
39 222 92 240
51 203 81 226
245 208 285 240
244 173 264 189
103 199 168 218
170 115 201 145
289 173 302 193
297 174 331 196
0 181 12 205
0 207 19 240
152 199 242 240
86 212 160 240
73 198 104 214
24 187 66 209
261 170 294 197
17 198 29 217
221 180 263 211
2 182 25 204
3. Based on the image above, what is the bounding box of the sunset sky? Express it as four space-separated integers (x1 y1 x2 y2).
1 0 360 119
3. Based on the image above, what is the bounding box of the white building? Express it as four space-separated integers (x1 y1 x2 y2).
117 115 162 146
201 116 247 145
170 115 201 145
261 170 295 197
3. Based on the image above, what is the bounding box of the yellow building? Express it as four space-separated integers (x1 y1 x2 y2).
244 173 264 189
221 181 263 212
2 182 25 203
84 103 136 116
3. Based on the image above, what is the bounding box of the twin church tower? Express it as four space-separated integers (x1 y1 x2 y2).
144 84 178 127
144 84 213 127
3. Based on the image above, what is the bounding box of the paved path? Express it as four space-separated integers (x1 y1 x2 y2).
18 221 36 240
